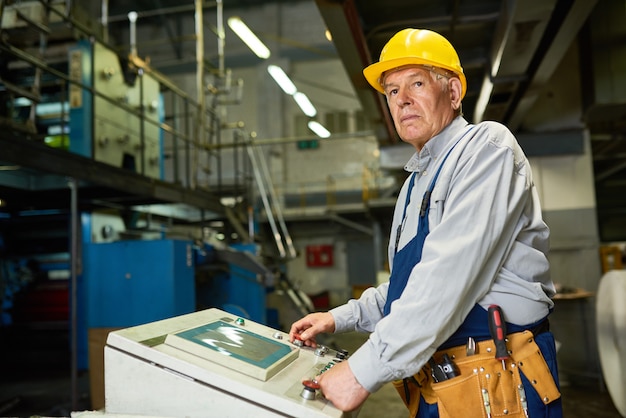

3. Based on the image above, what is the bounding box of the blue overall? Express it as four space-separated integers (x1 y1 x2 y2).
383 129 562 417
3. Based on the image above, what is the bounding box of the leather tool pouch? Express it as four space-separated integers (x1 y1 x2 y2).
392 369 428 417
393 331 560 418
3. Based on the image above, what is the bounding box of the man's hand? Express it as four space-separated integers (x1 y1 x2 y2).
289 312 335 347
316 360 370 411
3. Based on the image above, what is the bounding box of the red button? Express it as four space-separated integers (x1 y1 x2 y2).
302 379 320 390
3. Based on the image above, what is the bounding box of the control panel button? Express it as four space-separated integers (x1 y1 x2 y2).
292 333 304 347
335 349 349 360
314 346 329 357
300 379 320 400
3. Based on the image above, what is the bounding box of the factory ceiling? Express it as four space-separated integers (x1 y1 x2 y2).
103 0 597 140
314 0 600 144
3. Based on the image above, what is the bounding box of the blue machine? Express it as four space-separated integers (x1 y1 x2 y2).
195 242 275 327
80 239 276 369
79 239 195 369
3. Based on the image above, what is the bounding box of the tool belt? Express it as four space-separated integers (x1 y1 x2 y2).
392 329 561 418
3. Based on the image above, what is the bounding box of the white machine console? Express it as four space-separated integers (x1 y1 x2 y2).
104 308 358 418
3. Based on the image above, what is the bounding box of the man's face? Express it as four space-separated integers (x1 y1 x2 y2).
382 66 459 151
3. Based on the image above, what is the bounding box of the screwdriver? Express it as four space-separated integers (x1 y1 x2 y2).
488 304 509 370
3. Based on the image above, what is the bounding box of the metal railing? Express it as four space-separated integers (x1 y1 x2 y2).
0 0 250 197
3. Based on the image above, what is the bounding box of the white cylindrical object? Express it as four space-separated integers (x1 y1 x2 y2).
128 11 138 56
596 270 626 417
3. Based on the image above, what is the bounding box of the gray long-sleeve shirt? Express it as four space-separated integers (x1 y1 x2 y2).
330 116 555 393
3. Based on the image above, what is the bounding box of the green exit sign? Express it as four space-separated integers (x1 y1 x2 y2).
297 140 319 150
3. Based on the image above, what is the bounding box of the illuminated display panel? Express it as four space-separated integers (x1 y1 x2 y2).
164 320 298 380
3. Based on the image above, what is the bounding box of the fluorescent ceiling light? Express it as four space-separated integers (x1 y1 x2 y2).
227 16 270 59
293 92 317 117
267 65 297 95
307 121 330 138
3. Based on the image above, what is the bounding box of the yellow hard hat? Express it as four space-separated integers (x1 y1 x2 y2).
363 28 467 99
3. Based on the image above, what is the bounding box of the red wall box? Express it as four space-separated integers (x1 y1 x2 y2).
306 245 334 267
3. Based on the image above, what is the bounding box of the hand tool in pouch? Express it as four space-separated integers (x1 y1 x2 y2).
488 304 509 370
466 336 476 356
429 358 448 382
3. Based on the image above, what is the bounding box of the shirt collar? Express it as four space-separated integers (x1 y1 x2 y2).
404 116 469 172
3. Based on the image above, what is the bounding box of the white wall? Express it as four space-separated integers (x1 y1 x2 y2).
286 238 352 307
531 140 596 213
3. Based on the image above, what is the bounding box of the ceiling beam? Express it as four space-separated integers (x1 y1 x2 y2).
475 0 562 123
507 0 599 130
315 0 398 145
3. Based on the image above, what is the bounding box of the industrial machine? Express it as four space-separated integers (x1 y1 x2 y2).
103 308 357 418
69 39 164 178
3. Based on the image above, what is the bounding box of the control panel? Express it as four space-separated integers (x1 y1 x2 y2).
104 308 357 418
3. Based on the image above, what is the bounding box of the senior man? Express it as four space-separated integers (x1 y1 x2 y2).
290 28 562 418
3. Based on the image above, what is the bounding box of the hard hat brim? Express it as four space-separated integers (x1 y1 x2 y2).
363 57 467 99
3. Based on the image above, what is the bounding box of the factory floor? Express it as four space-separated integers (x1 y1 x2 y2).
0 326 622 418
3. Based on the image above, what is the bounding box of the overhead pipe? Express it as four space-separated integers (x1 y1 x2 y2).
473 0 516 123
128 11 138 56
203 129 375 150
216 0 225 78
106 2 218 23
193 0 205 189
101 0 109 43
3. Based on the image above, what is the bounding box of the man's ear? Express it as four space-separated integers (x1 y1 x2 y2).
449 78 463 110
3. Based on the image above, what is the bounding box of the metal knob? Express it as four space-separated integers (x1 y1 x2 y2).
314 345 328 357
335 349 349 360
300 380 320 400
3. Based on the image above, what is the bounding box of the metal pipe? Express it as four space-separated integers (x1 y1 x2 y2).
139 68 145 175
204 130 376 150
106 1 218 23
90 38 96 158
61 79 68 148
101 0 109 44
185 99 191 188
216 0 225 77
254 146 297 259
29 4 50 125
172 93 180 184
194 0 205 189
128 11 138 56
68 177 79 410
246 146 286 259
215 110 222 191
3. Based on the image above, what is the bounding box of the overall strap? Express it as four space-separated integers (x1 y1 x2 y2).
419 124 475 219
384 124 475 316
